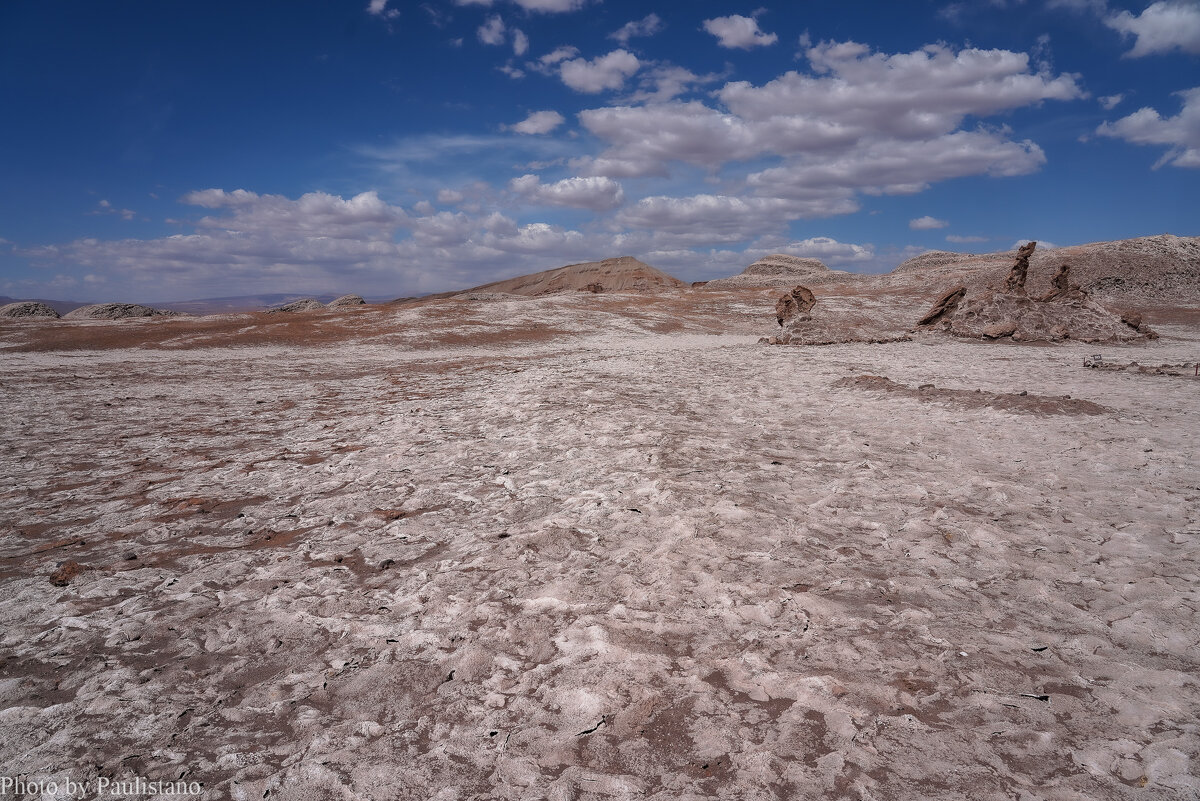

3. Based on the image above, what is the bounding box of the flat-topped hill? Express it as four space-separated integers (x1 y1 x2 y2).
705 254 833 290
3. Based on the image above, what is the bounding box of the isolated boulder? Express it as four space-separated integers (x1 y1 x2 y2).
0 301 60 319
63 303 176 320
775 285 816 326
327 294 366 308
268 298 325 313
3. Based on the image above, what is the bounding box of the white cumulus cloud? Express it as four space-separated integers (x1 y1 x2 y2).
611 14 664 44
1106 1 1200 57
478 15 506 46
509 174 625 210
1096 86 1200 168
559 49 641 93
366 0 399 19
510 110 565 134
702 15 778 49
910 215 949 229
512 29 529 56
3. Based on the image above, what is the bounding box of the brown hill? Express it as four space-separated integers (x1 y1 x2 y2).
464 256 685 296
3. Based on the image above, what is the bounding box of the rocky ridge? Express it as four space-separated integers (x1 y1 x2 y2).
0 301 61 319
62 303 180 320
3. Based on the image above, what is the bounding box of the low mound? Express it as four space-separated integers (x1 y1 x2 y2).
467 256 685 296
63 303 177 320
267 298 326 313
705 254 831 290
0 301 60 319
327 294 366 308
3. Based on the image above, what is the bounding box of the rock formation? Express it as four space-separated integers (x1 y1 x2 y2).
63 303 177 320
916 242 1157 343
0 301 60 319
327 294 366 308
705 254 832 290
775 285 816 326
887 235 1200 307
915 286 966 326
763 285 911 346
1004 241 1036 293
267 298 326 313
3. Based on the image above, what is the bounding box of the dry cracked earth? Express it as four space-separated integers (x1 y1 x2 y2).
0 293 1198 800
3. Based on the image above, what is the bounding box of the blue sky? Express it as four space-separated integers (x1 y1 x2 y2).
1 0 1196 302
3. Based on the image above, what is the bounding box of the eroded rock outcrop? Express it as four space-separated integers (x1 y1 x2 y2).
327 294 366 308
916 286 966 326
916 242 1156 343
0 301 60 319
63 303 178 320
1004 241 1037 293
763 286 911 345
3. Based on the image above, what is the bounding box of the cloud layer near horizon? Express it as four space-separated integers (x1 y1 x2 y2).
7 0 1193 302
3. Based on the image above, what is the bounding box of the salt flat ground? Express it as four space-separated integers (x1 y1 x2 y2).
0 294 1197 800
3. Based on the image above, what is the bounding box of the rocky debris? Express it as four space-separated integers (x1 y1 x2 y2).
775 285 816 326
834 375 1111 416
1084 358 1198 377
916 242 1157 343
1004 241 1037 293
464 256 686 296
62 303 178 320
267 298 326 313
327 294 366 308
48 560 88 586
705 254 833 290
915 286 966 326
0 301 60 319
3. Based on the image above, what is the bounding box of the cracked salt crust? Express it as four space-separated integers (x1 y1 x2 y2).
0 294 1197 800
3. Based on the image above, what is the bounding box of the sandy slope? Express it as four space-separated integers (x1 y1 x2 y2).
0 295 1197 800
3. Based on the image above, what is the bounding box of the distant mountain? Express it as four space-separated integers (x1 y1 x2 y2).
156 294 342 315
461 256 686 296
0 293 392 317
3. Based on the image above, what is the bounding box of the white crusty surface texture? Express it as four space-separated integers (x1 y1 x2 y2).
0 293 1198 801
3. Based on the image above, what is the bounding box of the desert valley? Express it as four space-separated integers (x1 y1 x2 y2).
1 235 1198 800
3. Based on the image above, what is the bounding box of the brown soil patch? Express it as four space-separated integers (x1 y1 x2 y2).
834 375 1111 416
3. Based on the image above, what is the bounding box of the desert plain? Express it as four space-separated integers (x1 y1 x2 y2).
0 239 1198 800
